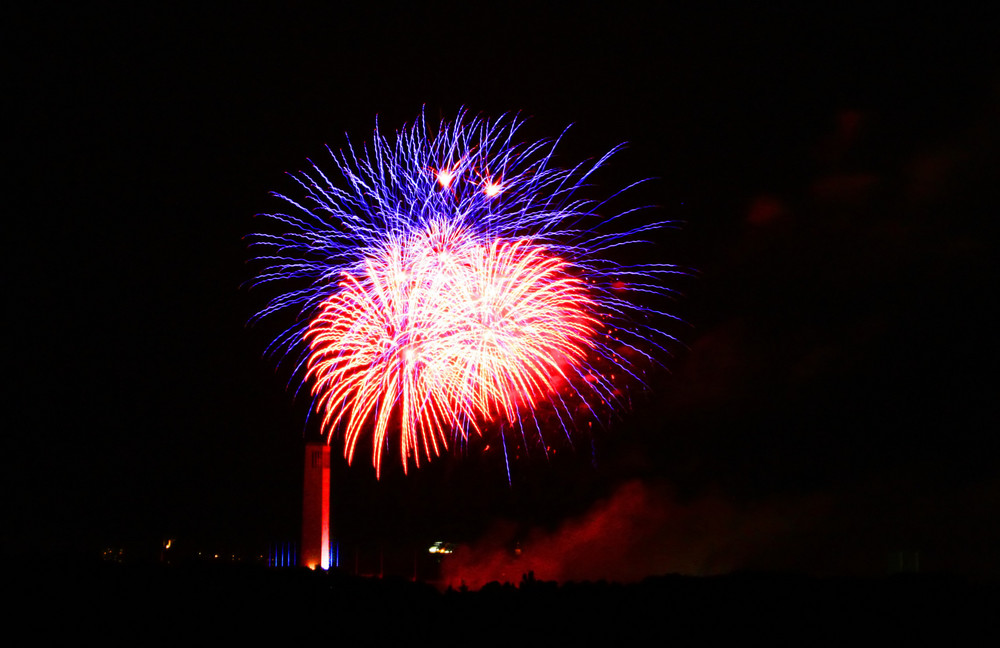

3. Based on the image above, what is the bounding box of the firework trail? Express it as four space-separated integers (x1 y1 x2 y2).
248 110 678 476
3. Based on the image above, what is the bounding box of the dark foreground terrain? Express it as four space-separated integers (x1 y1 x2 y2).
10 560 998 643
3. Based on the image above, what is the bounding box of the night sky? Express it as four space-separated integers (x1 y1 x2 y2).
7 5 998 580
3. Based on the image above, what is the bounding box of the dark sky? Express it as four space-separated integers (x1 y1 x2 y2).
7 5 999 578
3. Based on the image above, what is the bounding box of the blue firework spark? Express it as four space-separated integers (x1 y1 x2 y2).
247 110 680 474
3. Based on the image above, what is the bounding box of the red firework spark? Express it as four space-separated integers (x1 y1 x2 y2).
249 113 677 478
304 219 597 476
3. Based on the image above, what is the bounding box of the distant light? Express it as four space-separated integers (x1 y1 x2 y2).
429 541 454 555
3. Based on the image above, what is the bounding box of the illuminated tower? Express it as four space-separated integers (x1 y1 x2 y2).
300 442 330 570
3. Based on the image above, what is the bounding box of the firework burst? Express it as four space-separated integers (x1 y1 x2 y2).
248 110 678 476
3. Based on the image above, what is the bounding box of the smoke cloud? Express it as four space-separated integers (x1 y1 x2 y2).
440 480 832 589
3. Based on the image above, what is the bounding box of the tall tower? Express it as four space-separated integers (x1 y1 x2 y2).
301 442 330 570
